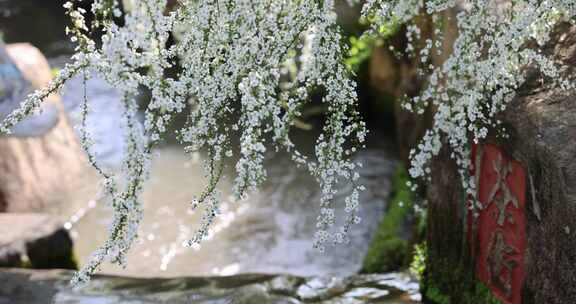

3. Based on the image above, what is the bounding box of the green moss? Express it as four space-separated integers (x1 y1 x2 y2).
409 242 427 281
346 35 378 73
426 285 451 304
470 282 502 304
20 256 32 269
423 263 502 304
425 281 502 304
421 206 503 304
345 20 401 72
416 208 427 238
69 252 79 270
362 165 414 273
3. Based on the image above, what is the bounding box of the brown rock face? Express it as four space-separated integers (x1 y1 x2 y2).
422 23 576 303
498 24 576 304
368 10 457 165
368 6 576 301
0 43 85 213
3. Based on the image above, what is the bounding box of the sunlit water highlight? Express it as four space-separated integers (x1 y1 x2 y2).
51 69 398 279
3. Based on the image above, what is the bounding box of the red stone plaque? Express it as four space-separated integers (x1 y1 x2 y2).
470 144 526 304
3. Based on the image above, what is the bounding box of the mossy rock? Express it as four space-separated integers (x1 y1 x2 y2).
362 165 423 273
423 271 501 304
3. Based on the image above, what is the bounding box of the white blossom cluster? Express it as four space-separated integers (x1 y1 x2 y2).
0 0 368 285
417 0 574 212
1 0 574 286
362 0 575 214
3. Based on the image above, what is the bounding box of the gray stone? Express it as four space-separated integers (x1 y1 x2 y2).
0 213 75 269
296 277 347 301
0 42 59 137
0 269 418 304
342 287 390 300
267 275 305 296
0 43 87 213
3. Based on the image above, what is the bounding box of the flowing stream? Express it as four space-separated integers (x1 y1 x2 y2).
47 66 398 279
70 145 396 278
45 67 422 303
0 2 421 301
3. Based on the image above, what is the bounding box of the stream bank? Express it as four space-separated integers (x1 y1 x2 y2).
1 268 420 304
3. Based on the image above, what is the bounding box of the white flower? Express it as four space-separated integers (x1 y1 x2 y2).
2 0 573 286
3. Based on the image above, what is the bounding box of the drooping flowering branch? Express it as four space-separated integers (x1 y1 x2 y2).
0 0 574 286
361 0 575 213
2 0 368 285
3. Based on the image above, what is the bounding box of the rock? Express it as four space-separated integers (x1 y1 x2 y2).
267 275 305 296
0 269 418 304
0 43 59 137
497 23 576 304
0 269 63 304
368 10 457 165
342 287 390 301
422 22 576 304
0 214 75 269
362 165 419 274
296 277 347 301
0 43 86 213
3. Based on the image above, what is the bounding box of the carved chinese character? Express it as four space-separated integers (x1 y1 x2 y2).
487 154 519 226
486 230 518 299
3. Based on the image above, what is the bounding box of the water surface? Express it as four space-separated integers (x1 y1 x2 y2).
48 69 399 279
